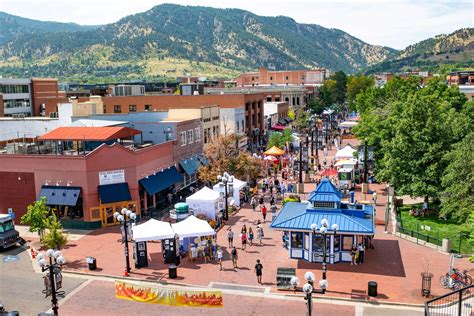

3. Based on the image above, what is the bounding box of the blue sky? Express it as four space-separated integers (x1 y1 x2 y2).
1 0 472 49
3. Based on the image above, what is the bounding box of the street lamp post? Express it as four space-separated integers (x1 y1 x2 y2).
37 249 66 316
218 172 234 221
311 219 338 281
290 272 328 316
114 208 137 275
385 184 390 233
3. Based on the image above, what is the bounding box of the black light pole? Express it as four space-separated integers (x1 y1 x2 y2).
311 220 338 285
299 144 303 184
38 249 66 316
218 173 233 221
114 208 137 275
364 140 369 183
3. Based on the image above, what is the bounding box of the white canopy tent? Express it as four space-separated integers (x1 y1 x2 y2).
171 215 215 239
338 121 358 128
335 145 356 160
213 177 247 207
186 187 223 220
132 219 175 242
335 158 358 167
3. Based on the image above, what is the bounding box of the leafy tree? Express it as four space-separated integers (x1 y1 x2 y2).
42 213 68 249
318 79 336 108
440 132 474 222
287 109 296 120
267 128 293 149
308 98 325 115
198 135 264 184
294 111 311 132
346 75 374 111
330 71 347 105
21 196 49 239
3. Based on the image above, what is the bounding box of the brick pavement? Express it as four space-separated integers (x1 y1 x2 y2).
23 137 472 306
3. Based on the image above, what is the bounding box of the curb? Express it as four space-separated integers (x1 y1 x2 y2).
61 269 425 309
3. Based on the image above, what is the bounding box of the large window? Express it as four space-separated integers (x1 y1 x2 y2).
187 129 194 144
342 235 354 251
291 232 303 249
114 105 121 113
4 99 30 109
1 84 29 94
144 104 152 111
313 201 336 209
194 128 201 142
180 131 187 147
129 105 137 112
334 235 341 252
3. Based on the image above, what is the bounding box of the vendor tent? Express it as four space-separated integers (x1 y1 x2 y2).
171 215 215 238
132 219 175 242
186 187 223 220
264 146 285 156
338 121 358 128
213 177 247 207
335 145 356 160
335 158 358 167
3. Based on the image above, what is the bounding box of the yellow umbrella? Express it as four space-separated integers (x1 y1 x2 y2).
264 146 285 156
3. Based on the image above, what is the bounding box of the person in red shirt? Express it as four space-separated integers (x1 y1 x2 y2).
261 205 267 222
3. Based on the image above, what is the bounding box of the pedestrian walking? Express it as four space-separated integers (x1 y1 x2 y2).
258 195 264 211
350 245 358 265
255 259 263 284
241 231 247 250
217 247 223 270
270 195 275 206
231 247 238 269
257 226 264 245
262 205 267 222
271 204 277 213
241 224 247 235
358 243 365 264
372 191 377 206
227 228 234 248
251 196 257 212
248 227 254 246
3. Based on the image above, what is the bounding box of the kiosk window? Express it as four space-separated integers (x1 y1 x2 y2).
291 232 303 249
342 235 354 251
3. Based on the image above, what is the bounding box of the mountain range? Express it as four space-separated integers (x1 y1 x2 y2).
0 4 472 82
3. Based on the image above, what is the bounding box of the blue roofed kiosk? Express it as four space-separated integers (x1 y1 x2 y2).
270 178 375 264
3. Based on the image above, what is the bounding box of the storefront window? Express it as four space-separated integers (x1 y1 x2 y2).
291 232 303 249
342 235 354 251
313 235 323 252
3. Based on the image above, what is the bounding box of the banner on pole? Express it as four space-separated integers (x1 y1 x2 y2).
115 281 224 307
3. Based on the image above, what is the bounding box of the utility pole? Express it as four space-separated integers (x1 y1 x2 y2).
364 141 369 183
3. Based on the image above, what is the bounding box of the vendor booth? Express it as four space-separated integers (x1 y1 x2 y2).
172 215 216 261
213 177 247 208
335 145 356 160
185 187 223 220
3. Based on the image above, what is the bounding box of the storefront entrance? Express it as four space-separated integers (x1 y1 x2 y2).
99 201 139 227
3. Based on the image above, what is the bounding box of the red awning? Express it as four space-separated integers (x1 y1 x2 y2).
38 127 141 141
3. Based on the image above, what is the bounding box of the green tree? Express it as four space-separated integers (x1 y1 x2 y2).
440 132 474 222
330 71 347 105
20 196 49 239
294 111 311 132
319 79 336 108
308 98 325 115
42 213 68 249
346 75 374 112
267 128 293 149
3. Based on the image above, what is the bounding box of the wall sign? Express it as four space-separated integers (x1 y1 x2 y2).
99 169 125 185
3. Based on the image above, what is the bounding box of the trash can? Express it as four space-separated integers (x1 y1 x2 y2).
168 264 177 279
86 257 97 270
368 281 377 297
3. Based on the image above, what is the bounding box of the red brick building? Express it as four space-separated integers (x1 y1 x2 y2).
235 67 326 87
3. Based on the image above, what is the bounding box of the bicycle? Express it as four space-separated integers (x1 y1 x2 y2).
439 268 473 290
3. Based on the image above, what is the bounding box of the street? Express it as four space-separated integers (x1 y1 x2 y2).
0 245 85 316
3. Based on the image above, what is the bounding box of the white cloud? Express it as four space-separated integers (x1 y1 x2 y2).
1 0 472 49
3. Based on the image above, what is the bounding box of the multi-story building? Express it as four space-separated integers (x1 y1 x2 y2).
446 71 474 86
235 67 326 87
264 101 290 132
99 93 265 146
0 78 66 117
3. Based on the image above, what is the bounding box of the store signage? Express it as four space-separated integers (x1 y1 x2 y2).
99 169 125 185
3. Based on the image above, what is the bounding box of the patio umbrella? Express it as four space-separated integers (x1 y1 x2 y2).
264 146 285 156
320 168 338 177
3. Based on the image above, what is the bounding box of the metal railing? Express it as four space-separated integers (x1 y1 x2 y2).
425 285 473 316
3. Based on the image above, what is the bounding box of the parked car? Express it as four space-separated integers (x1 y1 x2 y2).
0 214 20 250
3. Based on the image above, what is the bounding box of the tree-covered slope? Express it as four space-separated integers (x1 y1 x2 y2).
0 4 397 81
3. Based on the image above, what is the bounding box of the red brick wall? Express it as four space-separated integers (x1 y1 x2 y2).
235 68 325 86
173 119 203 162
0 172 36 223
31 79 66 116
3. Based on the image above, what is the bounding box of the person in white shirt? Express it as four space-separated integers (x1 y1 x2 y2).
357 243 365 264
217 247 223 271
372 191 377 205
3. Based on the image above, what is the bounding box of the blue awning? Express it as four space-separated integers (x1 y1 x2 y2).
198 154 209 166
139 166 183 196
98 182 131 204
38 186 81 206
179 156 201 175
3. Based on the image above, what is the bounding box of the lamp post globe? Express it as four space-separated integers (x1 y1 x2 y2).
290 276 300 287
304 271 316 283
319 279 328 290
303 283 313 294
310 223 318 232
